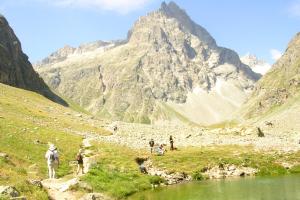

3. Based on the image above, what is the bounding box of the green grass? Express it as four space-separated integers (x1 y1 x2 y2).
151 145 299 177
82 142 164 199
0 83 109 199
82 143 300 199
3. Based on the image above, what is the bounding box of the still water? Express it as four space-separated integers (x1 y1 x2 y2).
130 175 300 200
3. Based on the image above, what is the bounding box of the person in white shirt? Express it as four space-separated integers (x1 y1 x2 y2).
45 144 59 179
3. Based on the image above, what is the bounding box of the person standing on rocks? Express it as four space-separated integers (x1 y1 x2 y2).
76 149 84 175
169 135 174 151
45 144 59 179
149 139 155 154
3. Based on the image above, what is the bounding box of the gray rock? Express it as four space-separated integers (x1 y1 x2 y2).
0 186 20 198
27 179 42 188
79 193 111 200
0 153 8 159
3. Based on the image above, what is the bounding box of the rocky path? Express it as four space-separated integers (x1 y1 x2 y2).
41 138 101 200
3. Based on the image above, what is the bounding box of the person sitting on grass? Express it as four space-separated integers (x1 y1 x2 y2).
156 144 166 156
135 157 148 174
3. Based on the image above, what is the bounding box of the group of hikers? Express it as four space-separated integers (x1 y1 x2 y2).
45 135 176 178
44 144 84 179
149 135 176 156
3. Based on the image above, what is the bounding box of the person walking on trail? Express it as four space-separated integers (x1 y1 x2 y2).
149 139 155 154
45 144 59 179
76 149 84 175
169 135 174 151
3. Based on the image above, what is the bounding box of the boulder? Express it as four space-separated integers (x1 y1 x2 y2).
0 153 8 159
0 186 20 198
27 179 42 188
79 193 111 200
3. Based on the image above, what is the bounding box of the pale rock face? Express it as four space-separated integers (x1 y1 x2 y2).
36 1 260 125
240 54 271 75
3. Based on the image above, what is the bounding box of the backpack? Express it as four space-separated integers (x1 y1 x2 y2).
76 154 83 162
49 151 55 162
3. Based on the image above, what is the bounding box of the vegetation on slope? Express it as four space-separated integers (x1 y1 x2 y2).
0 83 108 199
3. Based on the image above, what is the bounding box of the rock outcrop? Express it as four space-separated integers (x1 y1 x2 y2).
36 1 260 125
0 15 67 105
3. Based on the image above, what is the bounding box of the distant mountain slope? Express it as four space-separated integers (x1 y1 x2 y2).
0 15 66 105
36 1 260 125
239 32 300 119
240 54 271 75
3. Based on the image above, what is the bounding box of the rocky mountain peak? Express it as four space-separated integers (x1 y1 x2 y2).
37 3 260 125
128 1 216 46
240 53 271 75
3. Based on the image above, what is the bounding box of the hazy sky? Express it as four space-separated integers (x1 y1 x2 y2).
0 0 299 63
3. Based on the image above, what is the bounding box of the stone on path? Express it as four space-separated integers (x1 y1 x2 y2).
0 186 20 198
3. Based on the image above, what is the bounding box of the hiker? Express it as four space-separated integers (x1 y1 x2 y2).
76 149 84 175
113 125 118 132
156 144 165 156
135 157 148 174
45 144 59 179
169 135 174 150
149 139 155 154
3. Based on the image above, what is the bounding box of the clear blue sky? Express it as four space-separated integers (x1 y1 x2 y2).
0 0 299 63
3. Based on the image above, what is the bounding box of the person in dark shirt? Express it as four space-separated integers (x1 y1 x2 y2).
149 139 155 154
169 135 174 151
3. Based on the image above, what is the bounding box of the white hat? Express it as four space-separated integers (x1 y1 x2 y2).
49 144 56 151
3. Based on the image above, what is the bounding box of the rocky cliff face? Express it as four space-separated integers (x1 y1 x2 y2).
240 32 300 119
36 2 260 125
0 15 66 105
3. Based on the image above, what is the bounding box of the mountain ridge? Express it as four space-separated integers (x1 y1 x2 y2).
36 1 260 125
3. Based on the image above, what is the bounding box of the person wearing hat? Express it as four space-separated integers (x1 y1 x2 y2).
76 149 84 175
45 144 59 179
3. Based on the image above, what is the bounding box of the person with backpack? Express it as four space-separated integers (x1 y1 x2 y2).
45 144 59 179
76 149 84 175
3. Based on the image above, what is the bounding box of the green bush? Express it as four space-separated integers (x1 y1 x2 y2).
192 171 205 181
149 176 165 185
257 165 287 176
289 165 300 174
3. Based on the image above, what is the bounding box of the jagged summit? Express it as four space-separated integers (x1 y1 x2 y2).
159 1 216 46
37 2 260 125
128 1 216 46
240 53 271 75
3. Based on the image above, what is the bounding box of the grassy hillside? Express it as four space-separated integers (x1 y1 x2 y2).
0 83 109 199
239 33 300 120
